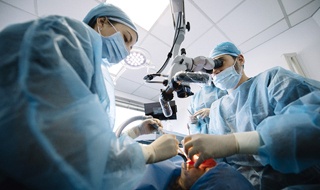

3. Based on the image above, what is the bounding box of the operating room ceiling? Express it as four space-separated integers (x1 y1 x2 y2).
1 0 319 104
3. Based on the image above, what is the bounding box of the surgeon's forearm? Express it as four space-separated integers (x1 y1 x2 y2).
233 131 261 154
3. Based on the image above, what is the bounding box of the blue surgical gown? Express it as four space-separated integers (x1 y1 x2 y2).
0 16 145 190
209 66 320 174
188 83 227 134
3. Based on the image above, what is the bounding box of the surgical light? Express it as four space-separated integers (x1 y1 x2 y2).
121 47 151 69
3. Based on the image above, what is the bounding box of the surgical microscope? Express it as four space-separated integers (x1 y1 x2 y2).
143 0 223 117
157 51 223 117
116 0 223 138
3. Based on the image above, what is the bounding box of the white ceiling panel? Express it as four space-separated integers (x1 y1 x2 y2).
288 0 320 26
2 0 36 15
135 25 148 47
239 19 288 53
192 0 243 23
149 7 175 47
132 85 160 100
313 7 320 26
37 0 98 20
145 82 166 92
181 0 213 47
114 76 142 94
186 27 229 57
0 2 37 30
120 67 150 84
151 96 159 102
217 0 284 44
281 0 313 15
139 34 171 70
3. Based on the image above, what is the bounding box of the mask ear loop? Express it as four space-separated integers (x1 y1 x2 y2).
106 17 118 32
233 56 243 74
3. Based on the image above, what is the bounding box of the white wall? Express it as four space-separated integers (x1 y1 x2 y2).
170 16 320 135
244 16 320 81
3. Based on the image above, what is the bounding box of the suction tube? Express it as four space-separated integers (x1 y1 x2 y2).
115 115 153 137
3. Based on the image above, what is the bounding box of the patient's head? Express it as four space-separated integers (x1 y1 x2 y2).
168 155 217 190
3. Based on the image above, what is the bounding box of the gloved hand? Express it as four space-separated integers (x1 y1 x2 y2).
140 134 179 164
183 132 261 168
183 134 239 168
125 118 163 139
188 115 198 124
193 108 210 119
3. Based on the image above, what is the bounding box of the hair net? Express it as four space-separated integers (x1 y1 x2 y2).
83 3 138 38
209 41 241 59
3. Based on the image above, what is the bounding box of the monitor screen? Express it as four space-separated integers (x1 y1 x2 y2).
144 101 177 120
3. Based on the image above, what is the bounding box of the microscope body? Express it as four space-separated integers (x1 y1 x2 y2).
159 51 221 117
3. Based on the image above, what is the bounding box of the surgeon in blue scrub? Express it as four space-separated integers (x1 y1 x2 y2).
187 82 227 134
0 3 179 190
183 42 320 189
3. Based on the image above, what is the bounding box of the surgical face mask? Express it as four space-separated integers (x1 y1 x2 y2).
212 58 242 90
99 22 129 65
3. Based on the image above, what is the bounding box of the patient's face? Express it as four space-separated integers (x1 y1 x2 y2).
179 161 206 189
178 156 216 189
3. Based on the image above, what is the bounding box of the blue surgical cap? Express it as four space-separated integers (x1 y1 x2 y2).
83 3 138 38
209 42 241 59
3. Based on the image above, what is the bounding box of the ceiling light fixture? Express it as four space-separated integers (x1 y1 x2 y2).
121 47 151 69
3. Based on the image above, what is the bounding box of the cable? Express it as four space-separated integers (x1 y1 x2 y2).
156 11 182 74
143 12 183 83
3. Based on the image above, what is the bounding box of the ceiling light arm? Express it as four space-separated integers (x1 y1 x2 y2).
143 0 189 81
170 0 186 57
